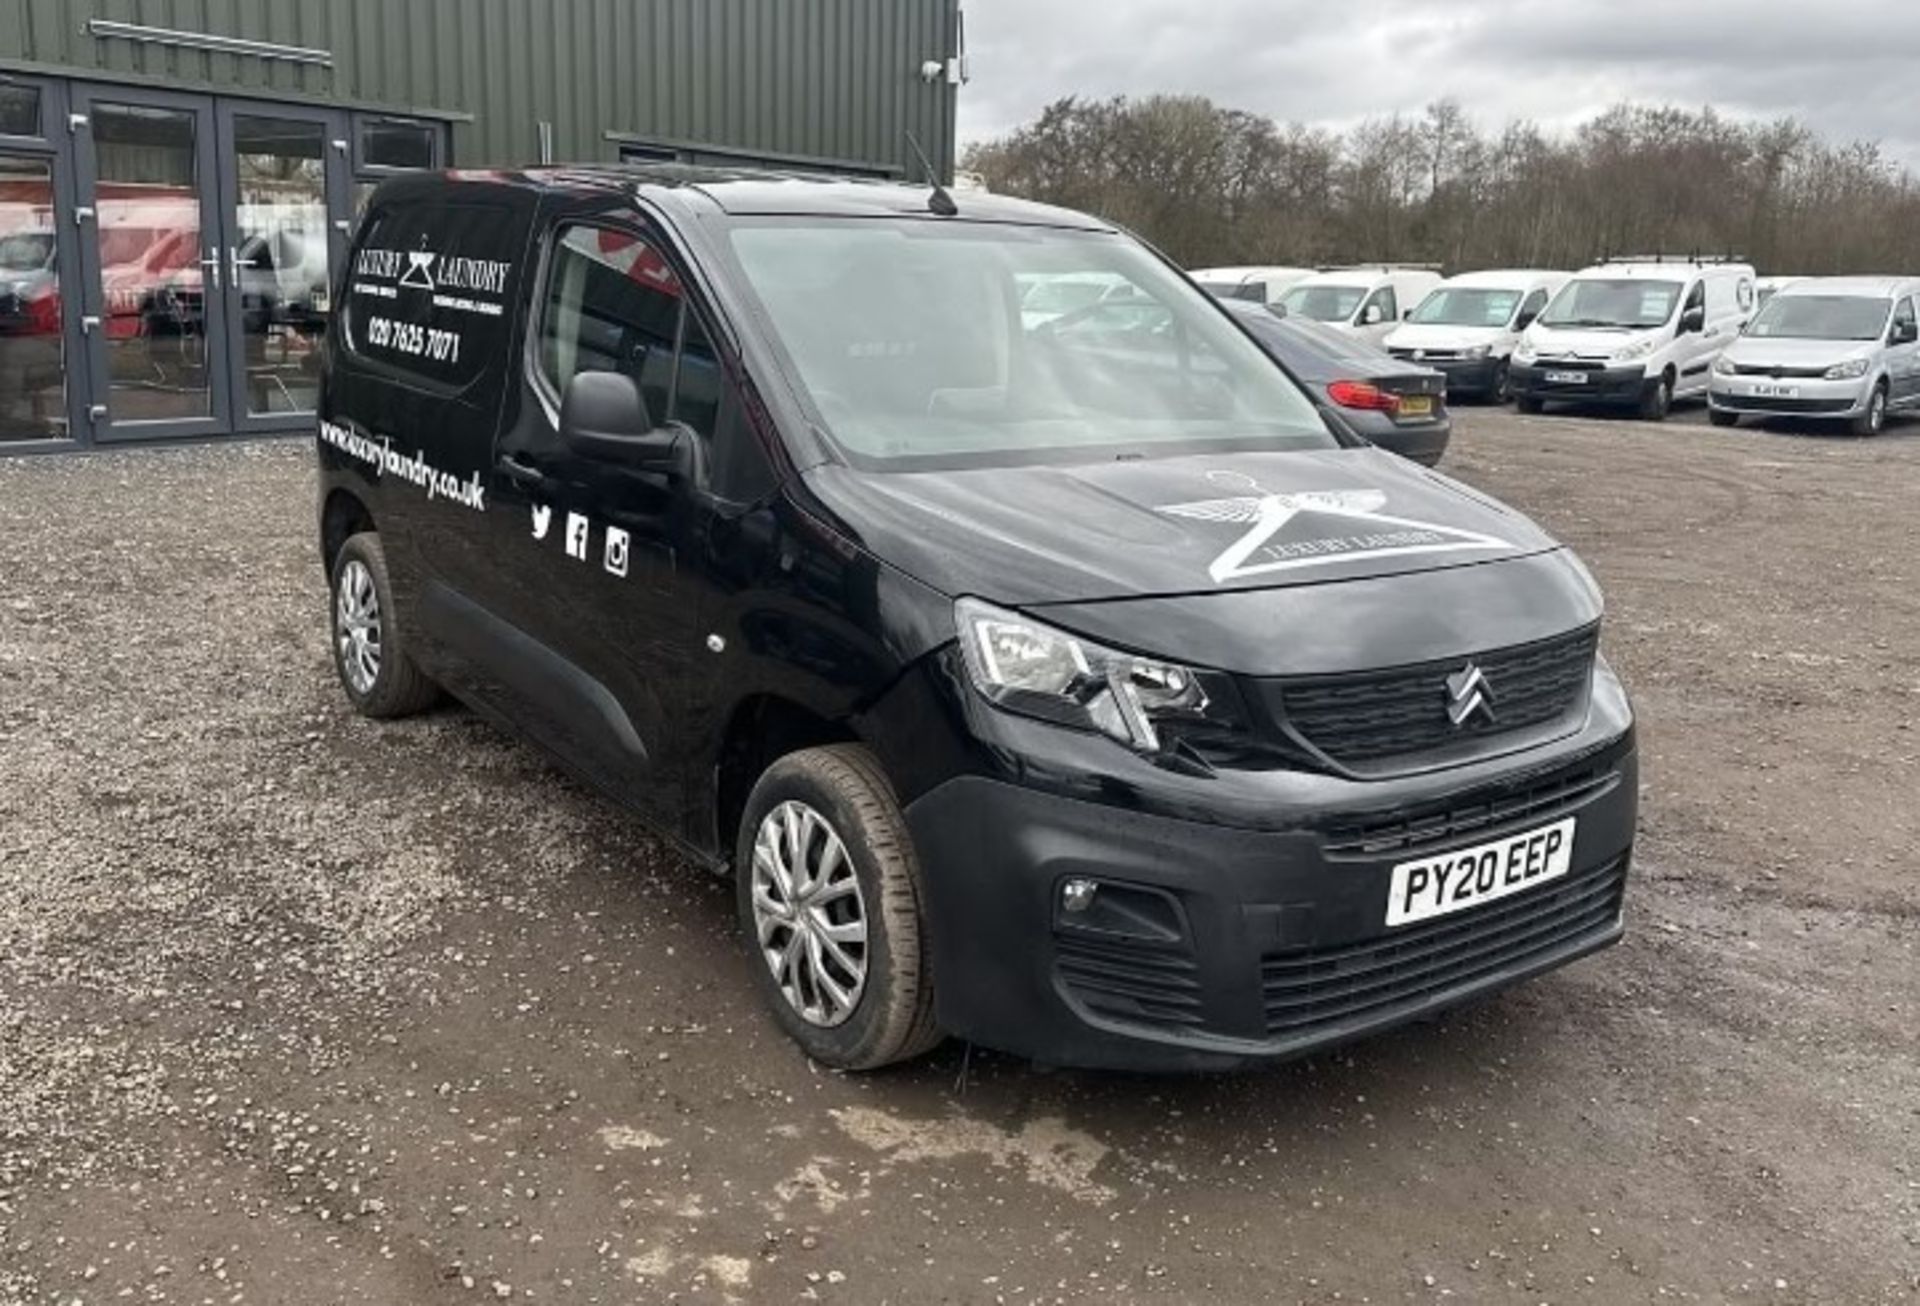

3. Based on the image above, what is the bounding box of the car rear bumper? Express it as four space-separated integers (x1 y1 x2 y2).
1511 362 1651 406
904 696 1638 1072
1349 412 1452 466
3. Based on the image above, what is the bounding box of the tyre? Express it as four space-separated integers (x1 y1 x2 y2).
1638 373 1673 422
1488 360 1511 405
1515 394 1545 415
329 532 441 719
1850 383 1888 437
1708 408 1740 428
736 744 941 1070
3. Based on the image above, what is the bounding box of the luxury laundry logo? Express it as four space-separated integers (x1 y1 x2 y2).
1156 470 1512 583
399 245 437 291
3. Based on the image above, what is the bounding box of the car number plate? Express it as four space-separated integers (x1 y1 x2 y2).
1544 370 1587 384
1386 817 1576 928
1751 383 1798 398
1397 395 1433 417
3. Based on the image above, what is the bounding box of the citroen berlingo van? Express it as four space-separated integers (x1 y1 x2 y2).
316 166 1637 1072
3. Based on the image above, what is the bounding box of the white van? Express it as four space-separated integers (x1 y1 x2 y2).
1383 269 1569 402
1190 265 1315 306
1276 266 1446 346
1709 275 1920 436
1510 257 1757 420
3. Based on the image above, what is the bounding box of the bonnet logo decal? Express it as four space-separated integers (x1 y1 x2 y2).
1157 470 1512 584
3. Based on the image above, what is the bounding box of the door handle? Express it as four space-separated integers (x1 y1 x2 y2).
80 314 101 336
499 454 544 487
200 249 223 292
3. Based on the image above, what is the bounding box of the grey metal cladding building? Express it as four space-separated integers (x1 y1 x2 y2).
0 0 965 451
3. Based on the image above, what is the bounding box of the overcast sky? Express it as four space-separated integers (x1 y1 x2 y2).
957 0 1920 167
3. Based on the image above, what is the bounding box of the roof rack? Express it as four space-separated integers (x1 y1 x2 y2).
1597 253 1747 266
1318 262 1444 273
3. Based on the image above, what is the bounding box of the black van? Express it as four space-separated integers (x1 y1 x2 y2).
316 166 1637 1072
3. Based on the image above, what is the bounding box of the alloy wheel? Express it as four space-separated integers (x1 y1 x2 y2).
335 558 382 695
750 800 869 1027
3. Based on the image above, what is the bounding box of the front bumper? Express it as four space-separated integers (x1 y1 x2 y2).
902 677 1638 1071
1709 374 1870 418
1511 361 1651 406
1415 355 1500 394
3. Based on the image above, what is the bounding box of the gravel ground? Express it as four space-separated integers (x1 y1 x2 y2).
0 407 1916 1305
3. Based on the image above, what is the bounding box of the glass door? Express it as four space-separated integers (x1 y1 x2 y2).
70 86 232 443
0 152 75 444
216 102 350 430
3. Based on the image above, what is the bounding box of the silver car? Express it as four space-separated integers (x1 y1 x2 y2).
1710 276 1920 436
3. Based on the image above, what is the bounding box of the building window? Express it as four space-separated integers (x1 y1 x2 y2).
360 119 436 170
0 83 40 138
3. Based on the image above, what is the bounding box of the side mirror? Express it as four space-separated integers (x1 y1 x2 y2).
559 370 683 471
1892 320 1918 345
1679 305 1706 334
1515 311 1538 331
1361 304 1384 326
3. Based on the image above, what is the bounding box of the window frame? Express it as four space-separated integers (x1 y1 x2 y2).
1362 285 1397 325
351 114 443 181
0 73 58 148
1515 288 1549 327
528 218 700 429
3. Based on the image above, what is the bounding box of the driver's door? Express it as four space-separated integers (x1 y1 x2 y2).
485 216 710 816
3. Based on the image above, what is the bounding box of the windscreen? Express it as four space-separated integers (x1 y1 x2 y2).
725 219 1333 469
1539 278 1681 329
1746 294 1891 342
1411 287 1522 327
1278 283 1366 322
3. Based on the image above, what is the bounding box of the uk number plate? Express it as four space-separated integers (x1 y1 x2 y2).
1544 370 1588 384
1397 395 1434 418
1386 817 1576 927
1751 383 1798 398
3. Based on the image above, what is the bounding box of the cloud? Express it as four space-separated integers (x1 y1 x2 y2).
958 0 1920 167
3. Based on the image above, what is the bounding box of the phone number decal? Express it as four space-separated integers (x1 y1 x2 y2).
365 315 461 364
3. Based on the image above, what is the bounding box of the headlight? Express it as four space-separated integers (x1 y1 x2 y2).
1611 339 1656 363
1712 354 1737 376
1823 358 1870 380
1463 344 1491 360
1513 341 1538 363
956 599 1214 752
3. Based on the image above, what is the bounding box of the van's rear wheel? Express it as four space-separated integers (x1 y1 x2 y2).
736 745 941 1070
329 532 440 719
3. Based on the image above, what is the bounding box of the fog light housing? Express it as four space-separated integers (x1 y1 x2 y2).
1060 878 1099 913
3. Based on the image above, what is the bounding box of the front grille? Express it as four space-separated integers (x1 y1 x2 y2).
1265 626 1599 772
1721 395 1853 414
1730 362 1831 378
1322 762 1621 858
1260 855 1627 1036
1529 357 1609 371
1390 348 1462 362
1055 934 1205 1031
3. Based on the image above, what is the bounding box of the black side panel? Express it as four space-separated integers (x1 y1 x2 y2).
418 579 649 783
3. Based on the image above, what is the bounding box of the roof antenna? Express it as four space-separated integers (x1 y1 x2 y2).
905 131 958 216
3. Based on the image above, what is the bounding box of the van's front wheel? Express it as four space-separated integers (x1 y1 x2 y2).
736 745 942 1070
1638 373 1673 422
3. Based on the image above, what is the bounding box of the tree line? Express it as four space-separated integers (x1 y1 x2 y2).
962 96 1920 276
